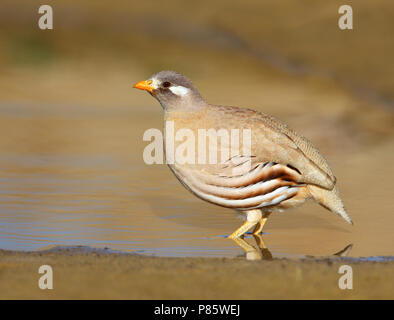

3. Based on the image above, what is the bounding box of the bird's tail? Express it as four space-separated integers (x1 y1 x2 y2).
308 184 353 225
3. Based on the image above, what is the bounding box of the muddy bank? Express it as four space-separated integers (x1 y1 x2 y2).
0 247 393 299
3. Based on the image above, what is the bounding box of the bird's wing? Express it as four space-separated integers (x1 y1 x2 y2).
208 105 336 190
253 112 336 190
170 157 302 210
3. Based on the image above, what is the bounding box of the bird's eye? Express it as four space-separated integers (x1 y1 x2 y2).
162 81 171 88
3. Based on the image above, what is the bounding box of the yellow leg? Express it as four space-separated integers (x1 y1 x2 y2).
231 236 262 261
230 233 273 260
252 212 271 235
231 237 256 253
253 234 273 260
229 210 262 239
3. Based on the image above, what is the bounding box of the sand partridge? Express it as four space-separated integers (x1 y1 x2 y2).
134 71 352 239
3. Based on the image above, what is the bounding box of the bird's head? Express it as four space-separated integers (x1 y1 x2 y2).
133 71 206 111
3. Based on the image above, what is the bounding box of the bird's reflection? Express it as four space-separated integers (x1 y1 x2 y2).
232 234 273 260
230 234 353 261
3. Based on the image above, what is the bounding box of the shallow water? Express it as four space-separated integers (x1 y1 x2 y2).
0 103 393 259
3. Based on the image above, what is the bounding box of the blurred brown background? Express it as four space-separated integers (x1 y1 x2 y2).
0 0 393 258
1 1 393 147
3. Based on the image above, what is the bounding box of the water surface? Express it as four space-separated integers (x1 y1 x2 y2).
0 103 393 259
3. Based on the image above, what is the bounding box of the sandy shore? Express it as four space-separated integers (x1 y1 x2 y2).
0 247 392 299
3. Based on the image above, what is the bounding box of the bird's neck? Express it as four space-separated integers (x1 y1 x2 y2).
163 100 207 113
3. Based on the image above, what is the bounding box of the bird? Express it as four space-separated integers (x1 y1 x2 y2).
133 70 352 239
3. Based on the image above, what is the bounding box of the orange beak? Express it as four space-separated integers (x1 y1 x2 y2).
133 80 154 92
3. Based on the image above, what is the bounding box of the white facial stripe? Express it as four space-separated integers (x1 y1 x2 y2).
150 78 160 89
150 77 190 96
169 85 190 96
